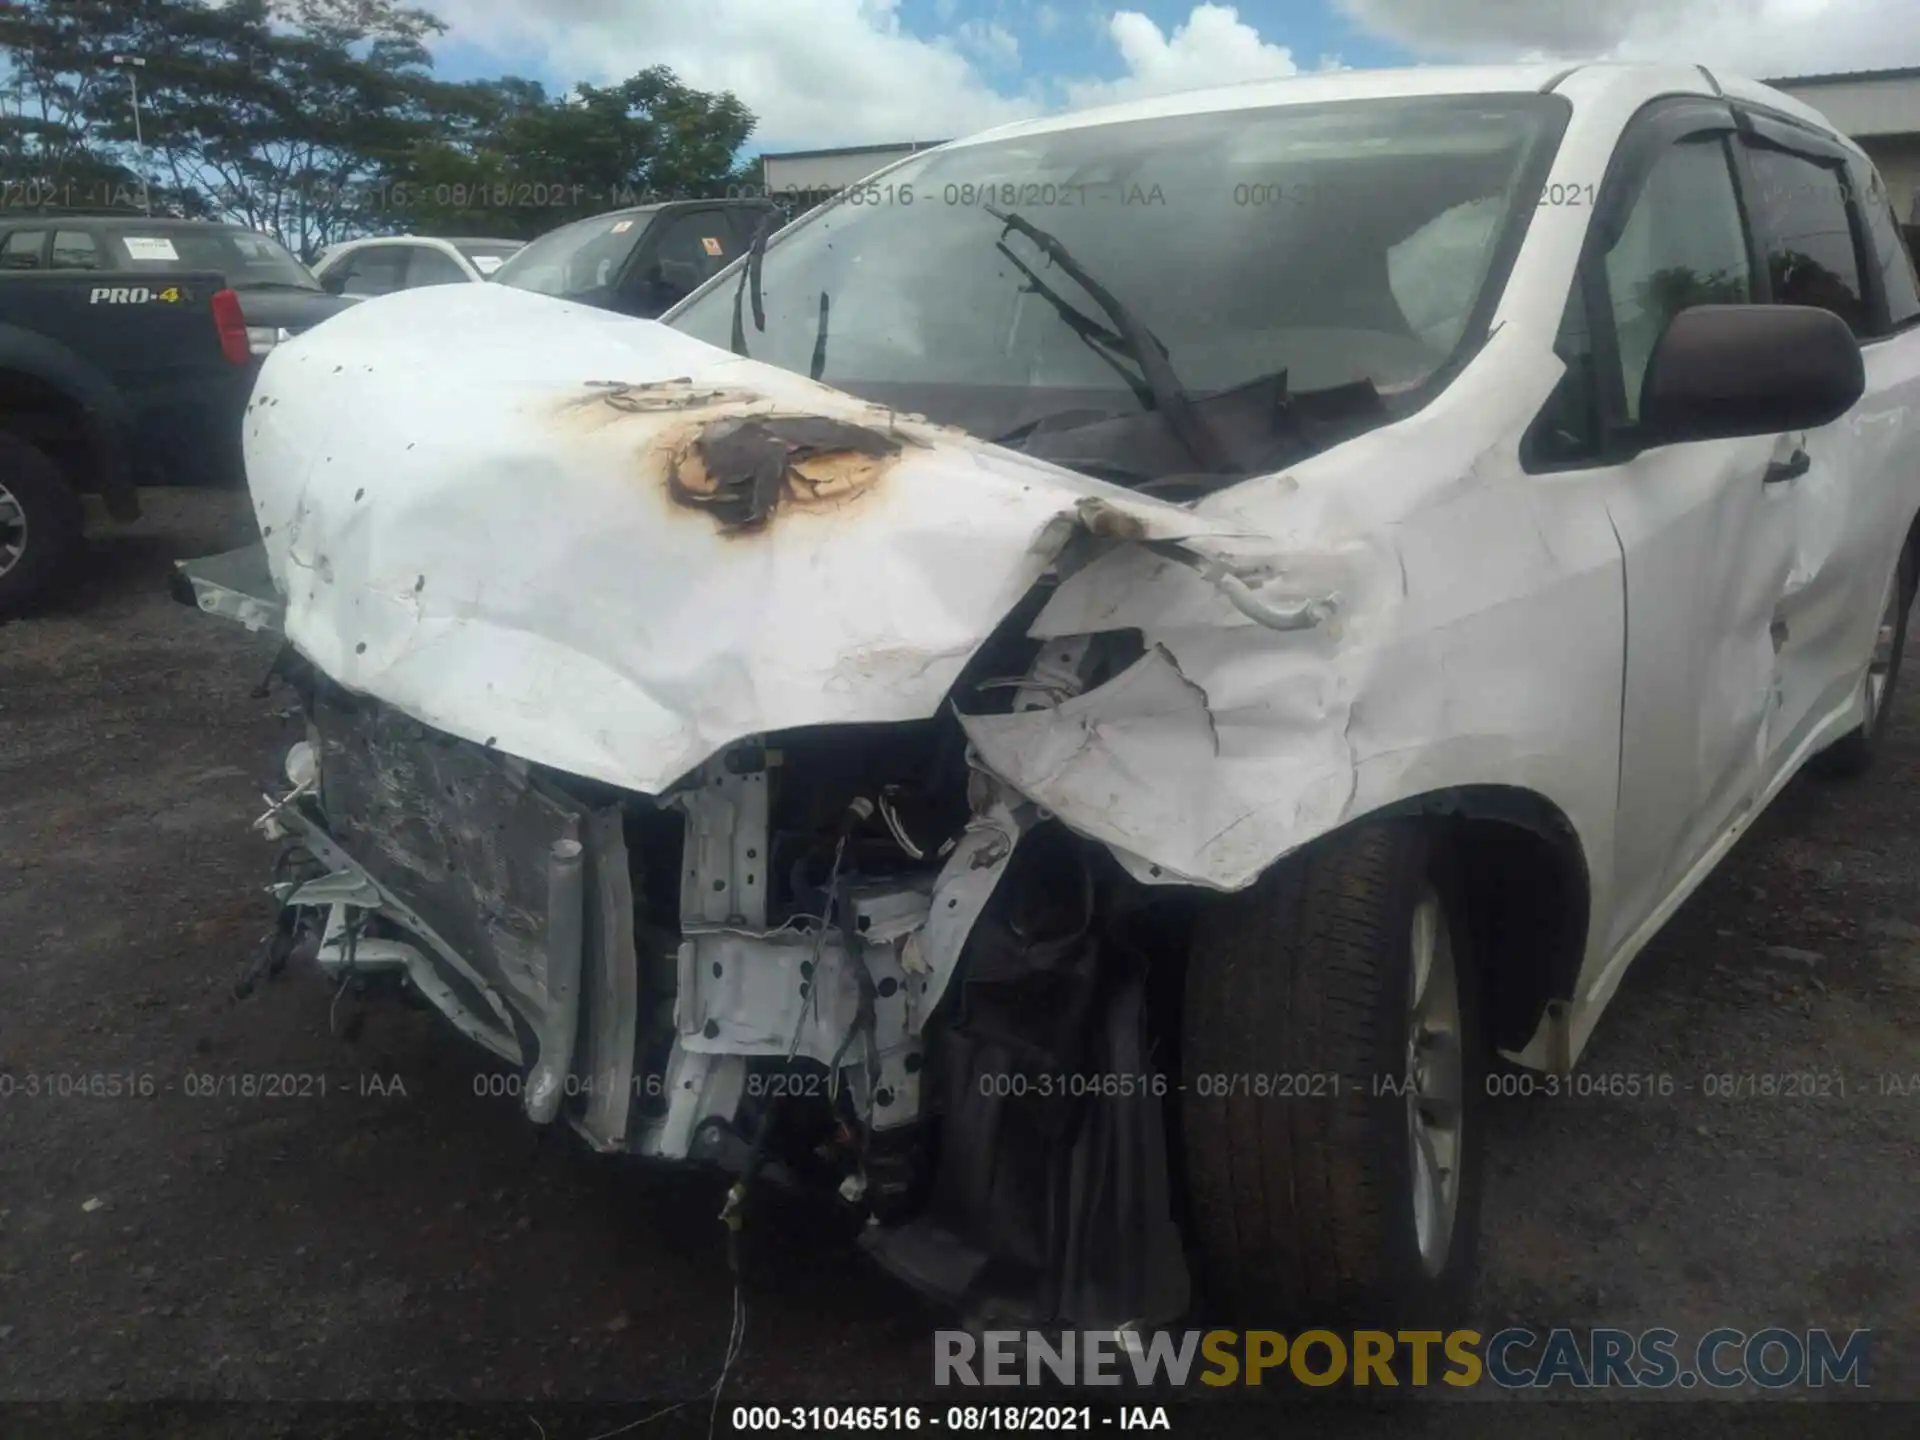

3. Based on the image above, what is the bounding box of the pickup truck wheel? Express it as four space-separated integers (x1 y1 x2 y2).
0 433 83 618
1179 819 1484 1327
1812 542 1914 780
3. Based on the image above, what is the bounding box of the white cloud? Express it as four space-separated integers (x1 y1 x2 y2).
955 19 1021 69
421 2 1311 149
422 0 1037 147
1062 5 1300 109
1340 0 1920 76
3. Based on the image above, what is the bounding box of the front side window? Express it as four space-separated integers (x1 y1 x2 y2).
1743 145 1867 335
491 211 653 305
670 95 1566 487
645 211 737 306
1527 129 1753 466
1602 135 1754 422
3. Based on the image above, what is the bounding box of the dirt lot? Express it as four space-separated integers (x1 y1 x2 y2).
0 489 1915 1436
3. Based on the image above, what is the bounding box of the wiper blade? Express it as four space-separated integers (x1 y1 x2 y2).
993 240 1155 411
729 211 772 357
985 204 1232 474
808 291 830 381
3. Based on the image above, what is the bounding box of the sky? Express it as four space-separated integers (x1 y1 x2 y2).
419 0 1920 153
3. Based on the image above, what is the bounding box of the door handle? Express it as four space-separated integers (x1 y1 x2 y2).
1764 449 1811 484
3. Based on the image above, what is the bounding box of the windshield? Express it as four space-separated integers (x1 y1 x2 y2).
671 95 1565 488
110 228 320 290
455 240 525 276
491 212 651 301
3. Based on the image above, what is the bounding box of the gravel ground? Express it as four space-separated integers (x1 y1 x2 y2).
0 489 1914 1437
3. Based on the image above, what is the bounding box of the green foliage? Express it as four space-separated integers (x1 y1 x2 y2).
389 67 757 239
1637 264 1751 317
0 0 756 258
0 0 149 197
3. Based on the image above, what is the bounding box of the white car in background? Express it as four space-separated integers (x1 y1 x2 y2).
311 234 524 298
180 62 1920 1333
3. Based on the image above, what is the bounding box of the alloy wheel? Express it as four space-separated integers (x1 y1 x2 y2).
1406 885 1464 1277
0 481 27 579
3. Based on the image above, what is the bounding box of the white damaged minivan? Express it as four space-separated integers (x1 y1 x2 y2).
178 61 1920 1329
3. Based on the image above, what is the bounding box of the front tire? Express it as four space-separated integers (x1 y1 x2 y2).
1179 819 1484 1327
1812 541 1914 779
0 432 83 619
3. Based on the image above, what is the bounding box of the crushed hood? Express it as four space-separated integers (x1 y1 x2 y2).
243 283 1257 793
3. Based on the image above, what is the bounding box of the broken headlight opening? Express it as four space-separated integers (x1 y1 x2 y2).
244 619 1196 1329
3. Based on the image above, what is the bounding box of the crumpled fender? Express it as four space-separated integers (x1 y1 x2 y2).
959 323 1625 902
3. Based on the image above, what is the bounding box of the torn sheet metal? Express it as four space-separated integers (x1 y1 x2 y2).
243 284 1254 797
314 686 582 1022
278 810 523 1063
958 641 1358 890
964 323 1629 899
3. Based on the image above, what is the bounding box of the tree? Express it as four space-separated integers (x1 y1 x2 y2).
110 0 455 254
0 1 759 256
389 66 757 239
0 0 148 201
0 0 451 250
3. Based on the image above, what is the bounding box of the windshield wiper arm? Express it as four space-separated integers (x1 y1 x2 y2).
993 241 1155 411
729 211 772 356
984 204 1232 474
808 291 830 381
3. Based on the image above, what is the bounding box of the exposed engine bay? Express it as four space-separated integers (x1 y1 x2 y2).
241 600 1193 1330
177 278 1374 1334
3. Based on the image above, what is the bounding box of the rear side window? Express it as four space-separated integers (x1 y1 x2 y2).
1 230 46 269
1743 145 1869 336
1857 162 1920 331
51 230 100 270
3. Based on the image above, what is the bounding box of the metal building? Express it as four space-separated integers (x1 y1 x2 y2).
754 67 1920 219
759 141 950 201
1766 67 1920 220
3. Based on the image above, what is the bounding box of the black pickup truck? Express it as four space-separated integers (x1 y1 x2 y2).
0 268 253 615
